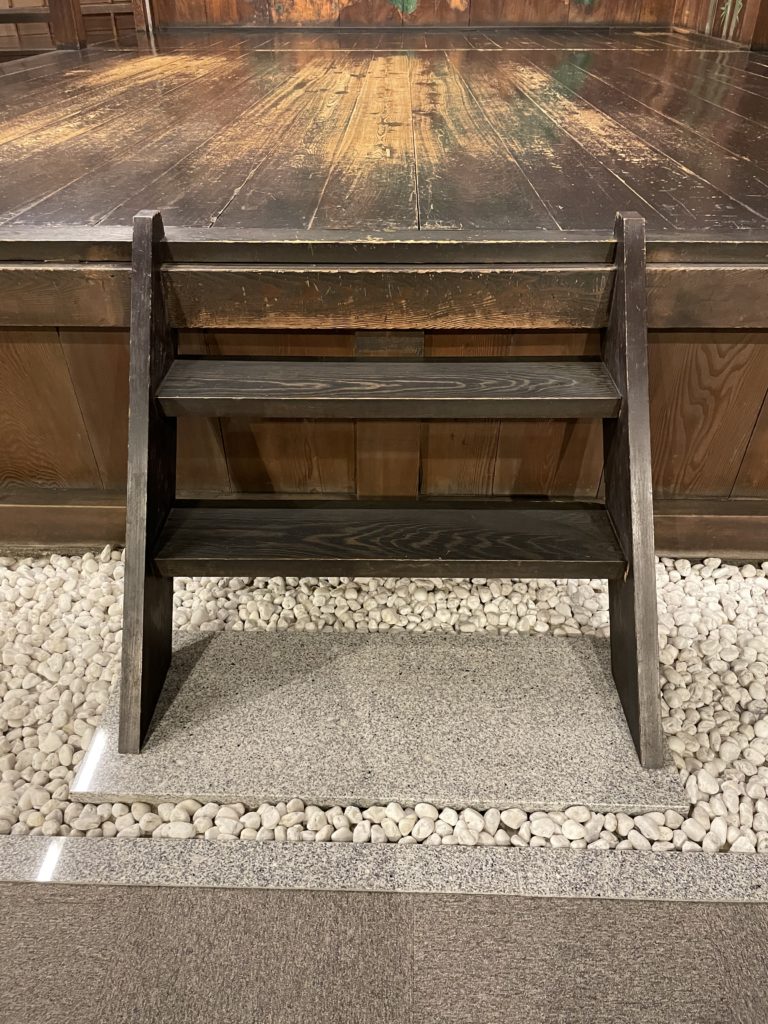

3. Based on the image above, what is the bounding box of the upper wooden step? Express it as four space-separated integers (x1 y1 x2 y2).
154 504 626 579
157 360 621 419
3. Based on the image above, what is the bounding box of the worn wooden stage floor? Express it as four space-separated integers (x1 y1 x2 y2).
2 27 768 232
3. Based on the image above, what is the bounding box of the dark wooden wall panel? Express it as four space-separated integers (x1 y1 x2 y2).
752 0 768 46
2 328 767 504
0 330 103 490
647 333 768 498
154 0 677 26
673 0 763 43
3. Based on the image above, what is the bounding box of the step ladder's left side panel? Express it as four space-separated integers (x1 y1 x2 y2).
603 212 664 769
119 211 177 754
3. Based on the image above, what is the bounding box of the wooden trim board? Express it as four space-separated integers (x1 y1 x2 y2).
2 491 766 558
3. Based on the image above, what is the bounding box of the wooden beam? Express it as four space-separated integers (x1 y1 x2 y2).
1 262 767 330
2 490 767 557
602 212 664 770
119 211 176 755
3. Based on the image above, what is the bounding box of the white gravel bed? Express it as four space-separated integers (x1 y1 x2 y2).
1 550 767 853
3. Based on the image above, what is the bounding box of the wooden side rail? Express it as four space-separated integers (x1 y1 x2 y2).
119 209 665 768
119 212 176 754
602 213 664 767
0 0 86 48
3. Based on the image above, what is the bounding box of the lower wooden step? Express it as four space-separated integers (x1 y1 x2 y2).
156 359 621 420
154 504 627 579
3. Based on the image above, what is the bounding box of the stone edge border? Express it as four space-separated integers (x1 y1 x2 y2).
2 837 768 903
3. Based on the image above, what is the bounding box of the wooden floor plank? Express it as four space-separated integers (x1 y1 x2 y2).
3 55 303 226
101 55 353 228
1 30 767 233
0 44 246 150
447 49 670 230
409 50 558 230
484 54 762 231
307 52 419 231
214 51 372 229
525 49 768 221
618 49 768 139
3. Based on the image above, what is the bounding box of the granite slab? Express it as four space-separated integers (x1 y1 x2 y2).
2 838 768 903
72 631 686 812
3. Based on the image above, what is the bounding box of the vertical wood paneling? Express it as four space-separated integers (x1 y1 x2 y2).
491 332 603 496
733 393 768 496
648 333 768 497
0 329 102 490
59 329 129 491
420 332 511 496
197 331 357 495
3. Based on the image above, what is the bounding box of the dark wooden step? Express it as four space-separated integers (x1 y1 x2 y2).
154 504 627 579
157 360 621 420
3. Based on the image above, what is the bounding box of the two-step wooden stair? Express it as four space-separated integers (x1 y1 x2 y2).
121 210 664 768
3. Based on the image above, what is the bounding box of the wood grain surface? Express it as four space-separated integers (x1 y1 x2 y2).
154 503 627 577
0 31 766 527
1 32 767 233
119 212 176 754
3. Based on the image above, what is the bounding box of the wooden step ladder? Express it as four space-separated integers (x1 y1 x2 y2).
120 210 664 768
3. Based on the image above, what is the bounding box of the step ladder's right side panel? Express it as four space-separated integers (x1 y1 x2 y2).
603 212 665 769
119 211 176 754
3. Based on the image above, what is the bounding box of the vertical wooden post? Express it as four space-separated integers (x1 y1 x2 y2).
119 211 176 754
131 0 150 35
49 0 86 49
603 212 664 769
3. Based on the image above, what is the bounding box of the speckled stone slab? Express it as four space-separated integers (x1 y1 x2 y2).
2 838 768 902
72 631 685 812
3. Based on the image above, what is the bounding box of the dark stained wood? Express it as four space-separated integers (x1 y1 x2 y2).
154 503 627 577
0 10 51 23
354 330 423 498
59 329 129 490
602 212 664 768
2 228 768 266
2 261 768 330
42 54 325 229
0 488 126 549
306 52 418 232
444 49 668 230
649 333 768 497
119 211 176 755
654 498 768 557
48 0 86 48
174 330 233 495
482 55 763 232
156 358 621 419
734 391 768 497
4 488 768 557
209 52 374 229
409 51 559 230
0 329 102 490
523 48 768 223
